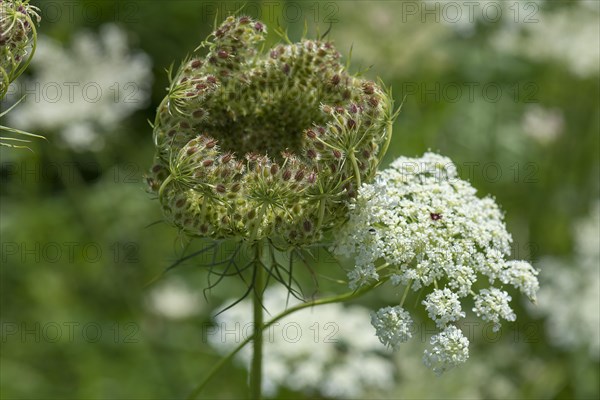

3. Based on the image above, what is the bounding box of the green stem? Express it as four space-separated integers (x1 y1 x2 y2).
158 174 173 201
186 277 388 399
349 150 362 188
376 89 403 171
316 197 326 231
400 279 412 308
185 339 248 400
251 204 268 241
377 115 394 169
250 242 265 400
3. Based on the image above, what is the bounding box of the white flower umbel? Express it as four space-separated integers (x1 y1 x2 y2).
7 24 152 151
370 306 413 350
473 288 516 332
423 325 470 376
333 152 539 374
335 152 516 294
348 263 379 290
500 261 539 303
423 288 465 329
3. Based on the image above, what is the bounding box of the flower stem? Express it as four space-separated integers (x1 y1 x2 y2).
158 174 173 201
349 150 362 188
400 279 412 308
186 277 388 399
250 241 265 399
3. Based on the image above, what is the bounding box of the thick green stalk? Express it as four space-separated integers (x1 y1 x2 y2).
250 242 265 399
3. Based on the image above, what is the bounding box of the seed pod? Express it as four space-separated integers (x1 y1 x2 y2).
148 16 394 244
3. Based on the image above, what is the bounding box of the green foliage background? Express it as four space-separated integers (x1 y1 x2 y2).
1 1 598 399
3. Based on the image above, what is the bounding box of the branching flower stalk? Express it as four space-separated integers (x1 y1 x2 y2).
148 15 538 399
148 16 395 399
0 0 44 149
185 277 387 400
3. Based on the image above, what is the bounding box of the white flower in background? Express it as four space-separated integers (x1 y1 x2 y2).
330 2 452 78
208 286 396 398
392 337 550 398
333 1 597 84
60 122 104 152
7 24 153 151
521 105 564 145
533 200 600 359
492 2 600 78
423 0 545 35
333 152 539 374
146 278 202 320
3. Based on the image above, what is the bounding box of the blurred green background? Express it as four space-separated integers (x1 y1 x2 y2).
1 0 598 399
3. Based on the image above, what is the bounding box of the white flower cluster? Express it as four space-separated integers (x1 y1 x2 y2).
334 152 539 374
500 260 539 302
473 288 516 332
7 24 152 151
146 278 202 320
208 287 396 398
423 325 470 376
423 288 465 329
370 306 413 349
492 2 600 78
330 2 452 79
423 0 539 35
521 105 564 145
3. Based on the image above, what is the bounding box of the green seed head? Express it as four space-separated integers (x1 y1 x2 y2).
0 0 40 99
149 16 395 246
